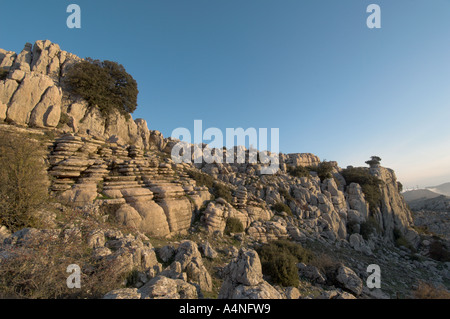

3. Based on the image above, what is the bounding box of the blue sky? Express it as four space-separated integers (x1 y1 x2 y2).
1 0 450 188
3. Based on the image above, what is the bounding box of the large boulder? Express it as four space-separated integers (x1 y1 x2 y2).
6 73 54 125
29 85 62 127
137 275 198 299
334 265 363 296
173 240 213 292
219 248 283 299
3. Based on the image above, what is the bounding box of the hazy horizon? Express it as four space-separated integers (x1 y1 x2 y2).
1 0 449 188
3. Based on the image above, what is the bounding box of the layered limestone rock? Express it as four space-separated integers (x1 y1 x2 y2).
202 200 273 235
247 217 289 243
172 240 213 291
284 153 321 167
47 133 210 237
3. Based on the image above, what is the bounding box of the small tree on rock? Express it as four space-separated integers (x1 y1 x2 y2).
64 58 138 117
365 156 381 168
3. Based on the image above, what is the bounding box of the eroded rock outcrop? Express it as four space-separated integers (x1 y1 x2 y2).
47 133 211 237
0 40 165 150
219 248 283 299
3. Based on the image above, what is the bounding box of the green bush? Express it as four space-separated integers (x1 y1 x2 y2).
314 161 334 181
187 170 233 203
287 165 310 178
257 240 313 287
214 183 233 203
341 167 383 213
187 170 215 188
64 58 138 116
224 217 244 235
365 156 381 167
272 202 293 216
0 132 49 232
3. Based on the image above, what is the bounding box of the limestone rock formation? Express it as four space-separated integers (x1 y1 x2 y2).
173 240 213 291
0 40 165 150
137 275 198 299
334 264 363 296
370 167 419 245
219 248 283 299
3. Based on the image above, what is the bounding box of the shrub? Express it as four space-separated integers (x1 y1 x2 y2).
287 165 310 178
0 224 130 298
359 216 381 240
57 112 71 128
224 217 244 235
413 281 450 299
64 58 138 116
257 240 313 287
0 68 8 80
214 182 233 203
397 181 403 193
341 167 383 213
279 188 294 201
187 170 214 189
315 161 334 181
0 132 49 232
428 240 450 262
272 202 293 216
365 156 381 167
308 253 341 276
393 228 415 252
187 170 233 203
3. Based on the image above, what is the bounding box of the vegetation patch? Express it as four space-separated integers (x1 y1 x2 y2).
257 240 313 287
341 167 383 213
187 170 233 203
287 165 310 178
393 228 415 252
272 202 293 217
359 216 382 240
64 58 138 117
413 281 450 299
428 239 450 262
0 132 49 232
308 161 334 182
224 217 244 235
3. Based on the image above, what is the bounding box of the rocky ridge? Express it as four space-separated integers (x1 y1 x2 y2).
0 40 449 299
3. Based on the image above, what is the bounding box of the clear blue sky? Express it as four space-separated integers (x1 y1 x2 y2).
1 0 450 188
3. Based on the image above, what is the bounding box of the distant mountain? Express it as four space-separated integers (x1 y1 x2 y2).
427 182 450 197
402 189 441 202
407 195 450 212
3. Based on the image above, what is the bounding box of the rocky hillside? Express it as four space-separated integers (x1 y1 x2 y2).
0 40 164 150
0 41 449 299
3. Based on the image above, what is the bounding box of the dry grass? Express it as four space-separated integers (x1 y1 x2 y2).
308 253 341 274
413 281 450 299
0 207 135 299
